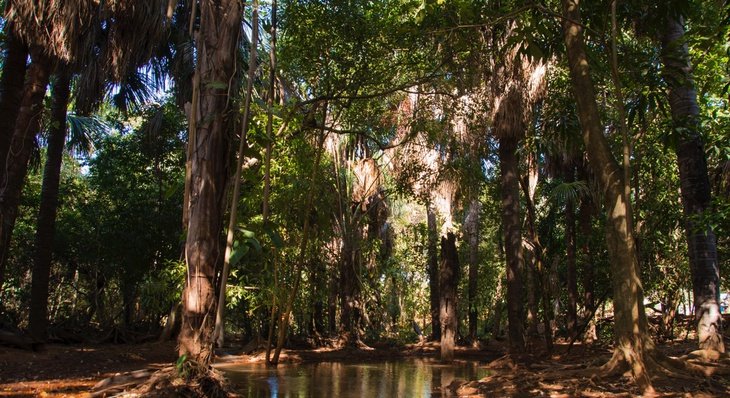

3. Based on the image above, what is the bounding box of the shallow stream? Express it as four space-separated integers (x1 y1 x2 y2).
218 359 488 397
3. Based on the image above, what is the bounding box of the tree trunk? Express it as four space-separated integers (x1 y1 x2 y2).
499 135 525 353
0 52 53 302
562 0 654 391
465 199 480 343
579 185 597 342
28 70 72 342
328 266 337 335
339 228 362 344
213 0 259 348
0 26 28 297
178 0 240 366
564 163 578 340
0 25 28 177
661 14 724 353
521 151 539 338
426 203 441 341
439 232 459 361
524 248 538 336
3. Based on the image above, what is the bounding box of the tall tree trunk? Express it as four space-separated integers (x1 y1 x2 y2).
0 52 53 301
579 185 597 342
562 0 654 391
564 163 578 340
213 0 259 348
465 199 480 343
339 226 363 345
0 25 28 180
426 203 441 341
439 232 459 361
28 70 71 342
0 26 28 295
521 151 540 338
524 249 538 336
499 135 525 353
661 14 723 353
178 0 240 366
328 264 337 335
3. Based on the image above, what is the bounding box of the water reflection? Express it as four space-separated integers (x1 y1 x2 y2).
219 359 488 398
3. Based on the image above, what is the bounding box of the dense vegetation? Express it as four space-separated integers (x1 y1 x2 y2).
0 0 728 394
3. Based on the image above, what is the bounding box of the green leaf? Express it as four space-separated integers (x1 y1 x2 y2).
229 241 250 266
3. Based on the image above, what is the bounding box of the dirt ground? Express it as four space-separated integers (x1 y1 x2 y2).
0 338 728 397
0 341 177 397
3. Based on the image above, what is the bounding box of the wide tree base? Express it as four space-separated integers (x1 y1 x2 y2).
91 362 233 398
591 345 730 396
462 343 730 397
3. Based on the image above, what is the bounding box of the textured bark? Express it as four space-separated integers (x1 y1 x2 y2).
563 0 654 391
524 249 538 336
213 0 259 348
339 230 363 344
499 135 525 353
0 26 28 294
178 0 240 366
465 199 480 342
521 152 541 339
661 14 723 353
0 25 28 179
28 70 72 342
564 164 578 339
0 52 53 301
426 204 441 341
439 232 459 361
579 187 597 342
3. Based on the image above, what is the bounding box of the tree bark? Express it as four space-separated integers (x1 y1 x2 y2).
0 25 28 295
28 69 72 342
562 0 654 392
564 163 578 340
0 52 53 304
178 0 240 366
213 0 259 348
499 135 525 353
0 25 28 175
521 151 541 339
578 181 597 342
661 14 723 353
339 211 364 346
426 203 441 341
439 232 459 361
465 199 480 343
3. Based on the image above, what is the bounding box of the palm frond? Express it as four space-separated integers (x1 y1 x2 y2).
110 70 156 114
66 114 108 157
549 180 590 205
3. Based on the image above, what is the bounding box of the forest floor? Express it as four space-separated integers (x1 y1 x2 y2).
0 337 728 397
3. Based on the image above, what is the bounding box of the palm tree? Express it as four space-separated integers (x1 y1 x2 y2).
6 0 170 341
661 12 723 354
490 34 546 354
0 23 28 295
0 51 54 308
28 68 72 341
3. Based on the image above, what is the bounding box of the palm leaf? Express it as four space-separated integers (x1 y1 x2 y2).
549 180 590 205
66 114 108 157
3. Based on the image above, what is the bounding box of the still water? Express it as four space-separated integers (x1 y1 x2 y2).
218 359 488 398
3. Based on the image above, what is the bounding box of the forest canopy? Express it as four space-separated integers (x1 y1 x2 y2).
0 0 728 395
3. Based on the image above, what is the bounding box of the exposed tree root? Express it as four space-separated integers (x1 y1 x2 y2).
535 346 730 396
91 361 234 397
